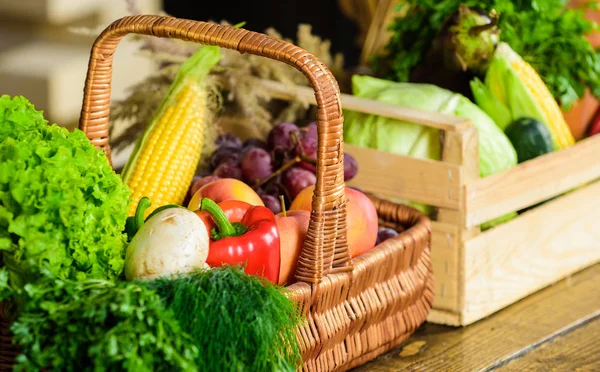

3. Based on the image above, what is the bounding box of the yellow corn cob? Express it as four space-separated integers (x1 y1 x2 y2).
510 58 575 149
123 83 206 216
121 46 222 217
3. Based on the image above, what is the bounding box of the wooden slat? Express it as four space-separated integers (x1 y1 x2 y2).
354 263 600 371
497 316 600 371
461 179 600 325
426 308 461 327
466 134 600 227
345 144 461 209
435 126 480 316
338 0 379 48
342 93 472 131
241 78 471 132
359 0 398 64
440 126 479 178
429 222 460 312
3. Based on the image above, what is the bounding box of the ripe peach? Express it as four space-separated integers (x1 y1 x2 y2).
290 186 378 258
275 210 311 286
188 178 263 211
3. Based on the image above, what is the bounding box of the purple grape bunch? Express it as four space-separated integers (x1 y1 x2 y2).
188 122 359 214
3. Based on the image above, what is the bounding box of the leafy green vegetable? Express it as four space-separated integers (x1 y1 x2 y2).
406 4 501 98
374 0 600 109
480 208 517 230
482 46 550 130
470 76 512 130
4 268 198 372
471 42 575 150
344 75 518 224
0 95 131 288
146 266 303 372
344 75 517 177
447 4 499 75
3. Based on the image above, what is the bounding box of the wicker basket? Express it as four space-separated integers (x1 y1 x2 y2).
0 15 434 371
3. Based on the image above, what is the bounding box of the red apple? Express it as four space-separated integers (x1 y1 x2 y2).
188 178 263 210
290 186 378 258
275 210 311 286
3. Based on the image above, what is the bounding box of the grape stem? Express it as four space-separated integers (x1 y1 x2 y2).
252 155 303 189
252 132 317 190
290 131 301 147
289 131 319 165
299 153 317 165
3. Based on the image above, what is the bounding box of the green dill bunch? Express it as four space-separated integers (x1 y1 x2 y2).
146 265 303 372
0 95 131 288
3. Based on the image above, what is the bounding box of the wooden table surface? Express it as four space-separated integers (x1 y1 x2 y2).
355 263 600 371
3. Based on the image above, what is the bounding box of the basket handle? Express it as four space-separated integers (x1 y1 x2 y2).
78 15 352 284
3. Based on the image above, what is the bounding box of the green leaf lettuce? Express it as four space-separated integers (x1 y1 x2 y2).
0 95 131 288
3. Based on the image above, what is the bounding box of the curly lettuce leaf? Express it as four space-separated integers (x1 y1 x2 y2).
0 95 131 287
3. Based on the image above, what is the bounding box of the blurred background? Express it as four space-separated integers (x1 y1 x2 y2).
0 0 385 129
1 0 598 131
0 0 163 129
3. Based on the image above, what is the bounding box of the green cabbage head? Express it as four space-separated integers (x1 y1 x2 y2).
343 75 518 225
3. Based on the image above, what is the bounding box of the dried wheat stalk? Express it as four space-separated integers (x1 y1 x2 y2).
106 0 346 156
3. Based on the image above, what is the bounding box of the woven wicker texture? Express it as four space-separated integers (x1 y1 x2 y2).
0 15 433 371
80 14 350 284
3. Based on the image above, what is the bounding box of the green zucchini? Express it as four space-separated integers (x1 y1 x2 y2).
505 117 554 163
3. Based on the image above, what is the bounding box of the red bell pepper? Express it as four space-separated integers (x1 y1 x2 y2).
198 198 280 284
196 199 251 230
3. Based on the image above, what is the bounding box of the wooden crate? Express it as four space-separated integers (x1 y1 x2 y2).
248 78 600 326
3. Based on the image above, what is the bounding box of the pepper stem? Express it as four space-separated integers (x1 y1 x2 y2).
135 197 152 229
124 196 152 241
201 198 237 238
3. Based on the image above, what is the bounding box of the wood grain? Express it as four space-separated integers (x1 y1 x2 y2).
441 126 480 178
425 308 462 326
461 179 600 325
353 263 600 371
345 144 462 209
466 134 600 227
435 125 480 318
495 316 600 371
359 0 403 64
338 0 380 47
439 126 480 225
428 222 460 312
